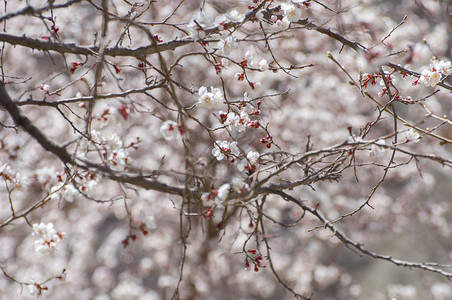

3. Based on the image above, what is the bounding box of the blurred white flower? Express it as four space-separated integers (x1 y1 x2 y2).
250 81 262 92
217 35 238 55
216 183 231 204
160 120 181 140
27 282 38 295
245 50 255 67
232 177 250 192
220 58 229 68
40 84 50 93
140 211 157 230
387 284 417 299
314 265 340 288
369 139 386 158
226 10 245 23
62 184 79 202
280 3 301 22
275 17 290 28
201 192 215 206
256 10 265 22
259 59 269 71
32 222 65 254
431 58 451 75
0 163 29 190
35 166 57 187
431 282 452 300
404 128 420 143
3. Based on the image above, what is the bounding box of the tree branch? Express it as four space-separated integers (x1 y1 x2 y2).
0 83 186 196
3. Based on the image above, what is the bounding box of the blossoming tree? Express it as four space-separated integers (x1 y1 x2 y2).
0 0 451 299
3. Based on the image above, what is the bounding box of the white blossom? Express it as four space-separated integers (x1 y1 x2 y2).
186 11 214 40
250 81 262 92
275 17 290 28
216 183 231 205
35 166 57 186
195 86 224 109
419 69 441 87
27 282 38 295
404 128 420 143
40 84 50 93
217 35 238 55
140 212 157 230
369 139 386 158
0 162 29 190
314 265 340 288
32 222 65 254
431 282 452 300
61 184 80 203
109 148 130 167
226 10 245 23
259 59 269 71
160 120 181 140
245 50 255 67
280 3 302 22
212 141 240 161
224 111 250 132
201 192 214 205
220 58 229 69
246 151 260 164
88 131 131 169
256 10 265 22
387 284 417 299
431 58 451 75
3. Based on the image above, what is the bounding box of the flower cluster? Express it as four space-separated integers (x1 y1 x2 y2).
212 141 240 161
28 281 49 296
186 11 214 40
36 166 98 203
0 162 28 190
87 130 132 169
32 223 65 254
360 72 396 93
194 86 224 109
187 9 245 40
245 248 264 272
237 150 260 174
201 183 230 207
416 58 451 87
49 181 81 203
221 110 251 132
280 2 302 23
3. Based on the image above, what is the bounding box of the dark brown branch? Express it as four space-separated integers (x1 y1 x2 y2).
0 83 72 163
0 33 193 58
295 19 367 53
